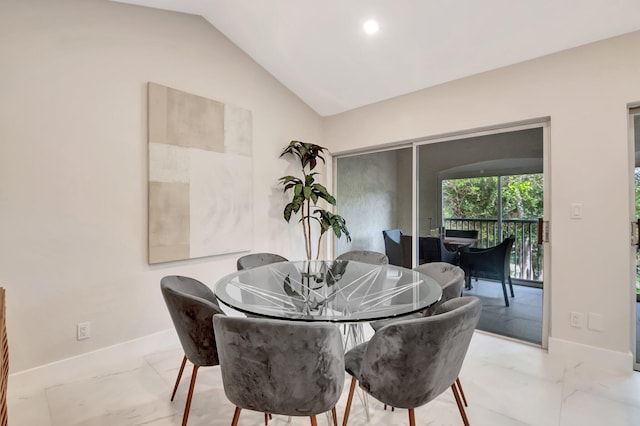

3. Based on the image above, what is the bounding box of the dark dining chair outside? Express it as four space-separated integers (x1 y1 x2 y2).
336 250 389 265
459 236 515 306
419 236 458 264
236 253 288 270
213 315 345 426
160 276 225 426
382 229 403 266
342 296 481 426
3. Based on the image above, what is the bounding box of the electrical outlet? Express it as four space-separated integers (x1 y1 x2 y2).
77 322 91 340
570 312 583 328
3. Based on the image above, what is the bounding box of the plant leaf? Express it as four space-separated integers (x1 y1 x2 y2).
303 185 312 200
312 184 337 205
283 198 302 221
280 140 328 170
305 173 317 186
283 203 295 222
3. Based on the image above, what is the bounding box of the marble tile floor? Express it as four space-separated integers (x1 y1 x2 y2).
8 331 640 426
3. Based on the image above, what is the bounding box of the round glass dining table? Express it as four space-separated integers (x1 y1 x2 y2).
214 260 442 323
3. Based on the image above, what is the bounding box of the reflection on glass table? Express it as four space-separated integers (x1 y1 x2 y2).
214 260 442 323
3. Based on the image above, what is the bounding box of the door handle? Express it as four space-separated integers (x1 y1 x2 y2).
537 218 543 244
537 218 549 244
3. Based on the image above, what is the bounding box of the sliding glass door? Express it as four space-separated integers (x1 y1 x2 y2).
334 122 548 347
630 107 640 370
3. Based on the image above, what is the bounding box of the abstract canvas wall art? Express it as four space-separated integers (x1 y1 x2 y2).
148 82 252 264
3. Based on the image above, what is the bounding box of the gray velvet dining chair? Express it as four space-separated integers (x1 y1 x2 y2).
370 262 465 331
417 262 465 304
160 276 225 426
336 250 389 265
236 253 288 270
342 296 482 426
368 263 469 411
213 315 345 426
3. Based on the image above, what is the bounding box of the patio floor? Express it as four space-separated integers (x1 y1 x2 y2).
463 279 543 345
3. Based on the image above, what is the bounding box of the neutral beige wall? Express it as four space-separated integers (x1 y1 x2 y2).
0 0 321 372
325 31 640 366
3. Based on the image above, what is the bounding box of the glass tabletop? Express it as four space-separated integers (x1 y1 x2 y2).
214 260 442 323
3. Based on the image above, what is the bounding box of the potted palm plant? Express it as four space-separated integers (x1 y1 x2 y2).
279 140 350 260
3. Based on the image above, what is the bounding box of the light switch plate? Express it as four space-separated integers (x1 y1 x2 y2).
570 203 583 219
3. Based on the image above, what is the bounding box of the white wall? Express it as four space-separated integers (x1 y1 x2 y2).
3 0 639 374
325 31 640 370
0 0 322 372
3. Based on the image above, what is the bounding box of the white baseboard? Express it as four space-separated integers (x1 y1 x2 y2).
548 337 634 373
8 329 179 397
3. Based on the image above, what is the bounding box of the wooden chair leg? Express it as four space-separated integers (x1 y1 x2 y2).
451 384 470 426
264 413 269 425
171 355 188 401
408 408 416 426
181 365 199 426
342 377 356 426
332 407 338 426
456 377 468 407
231 407 242 426
310 415 318 426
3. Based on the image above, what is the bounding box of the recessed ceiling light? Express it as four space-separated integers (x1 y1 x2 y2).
363 19 379 35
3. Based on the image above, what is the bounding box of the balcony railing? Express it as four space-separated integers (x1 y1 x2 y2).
444 218 543 284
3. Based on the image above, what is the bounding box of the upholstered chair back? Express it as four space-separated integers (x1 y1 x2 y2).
213 315 345 417
414 262 465 303
336 250 389 265
357 296 481 409
160 276 224 367
236 253 288 270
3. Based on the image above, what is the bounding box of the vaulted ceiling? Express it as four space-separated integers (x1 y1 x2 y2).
114 0 640 116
